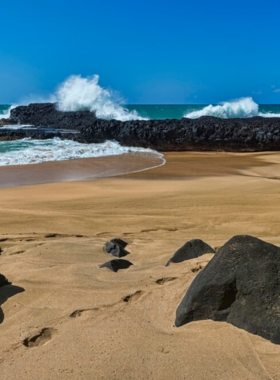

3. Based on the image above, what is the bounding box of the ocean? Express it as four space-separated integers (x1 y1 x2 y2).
1 100 280 167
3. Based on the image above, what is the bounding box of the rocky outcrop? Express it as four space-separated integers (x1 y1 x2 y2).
2 102 280 151
175 235 280 344
166 239 215 266
10 103 97 130
80 116 280 151
0 118 15 126
0 127 79 142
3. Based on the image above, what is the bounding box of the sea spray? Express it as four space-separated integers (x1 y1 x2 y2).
0 76 146 122
184 97 280 119
0 104 16 119
55 75 146 121
184 98 259 119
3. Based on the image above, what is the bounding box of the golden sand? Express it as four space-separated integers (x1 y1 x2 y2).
1 151 280 380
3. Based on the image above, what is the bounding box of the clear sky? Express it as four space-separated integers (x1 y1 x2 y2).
1 0 280 104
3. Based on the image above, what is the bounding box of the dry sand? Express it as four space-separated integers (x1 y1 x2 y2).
1 151 280 379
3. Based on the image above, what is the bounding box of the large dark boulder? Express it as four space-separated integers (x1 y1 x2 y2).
166 239 215 266
175 235 280 344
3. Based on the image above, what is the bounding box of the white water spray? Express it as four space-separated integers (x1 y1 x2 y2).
55 75 146 121
184 98 259 119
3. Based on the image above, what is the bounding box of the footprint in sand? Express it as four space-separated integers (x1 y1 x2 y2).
122 290 143 303
191 264 203 273
69 308 99 318
9 250 25 256
140 228 178 233
44 233 59 238
22 327 57 348
156 277 177 285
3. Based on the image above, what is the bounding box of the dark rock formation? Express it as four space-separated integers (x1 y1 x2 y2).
0 118 15 126
1 102 280 151
0 274 10 288
104 238 129 258
10 103 97 130
81 116 280 151
0 127 80 142
175 235 280 344
166 239 215 266
99 259 133 272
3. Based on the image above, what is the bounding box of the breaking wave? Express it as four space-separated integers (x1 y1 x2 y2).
0 105 16 119
55 75 146 121
184 97 280 119
0 138 163 166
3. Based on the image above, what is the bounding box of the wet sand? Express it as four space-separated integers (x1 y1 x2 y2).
1 151 280 380
0 152 164 188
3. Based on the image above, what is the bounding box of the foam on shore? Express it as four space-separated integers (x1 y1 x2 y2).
0 138 163 167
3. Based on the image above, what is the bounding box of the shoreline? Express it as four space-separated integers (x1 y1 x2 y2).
0 150 279 189
0 152 165 188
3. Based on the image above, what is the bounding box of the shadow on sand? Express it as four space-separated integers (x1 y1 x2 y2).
0 284 25 324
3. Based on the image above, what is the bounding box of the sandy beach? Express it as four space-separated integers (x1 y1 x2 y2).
1 151 280 380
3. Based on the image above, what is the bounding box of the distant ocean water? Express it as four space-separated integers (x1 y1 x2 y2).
1 99 280 167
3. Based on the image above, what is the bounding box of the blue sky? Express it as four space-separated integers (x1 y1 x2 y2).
1 0 280 104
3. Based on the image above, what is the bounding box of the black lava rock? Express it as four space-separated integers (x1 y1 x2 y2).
166 239 215 266
3 103 280 151
109 238 128 249
104 238 129 258
0 274 10 288
10 103 97 130
175 235 280 344
99 259 133 272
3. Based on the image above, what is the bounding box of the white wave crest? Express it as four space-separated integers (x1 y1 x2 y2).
184 97 260 119
0 105 17 119
55 75 146 121
259 112 280 118
0 138 162 166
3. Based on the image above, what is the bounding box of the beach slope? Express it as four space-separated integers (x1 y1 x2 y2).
1 152 280 379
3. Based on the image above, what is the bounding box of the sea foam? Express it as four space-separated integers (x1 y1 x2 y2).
184 97 280 119
55 75 146 121
0 105 16 119
184 98 260 119
0 138 163 167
